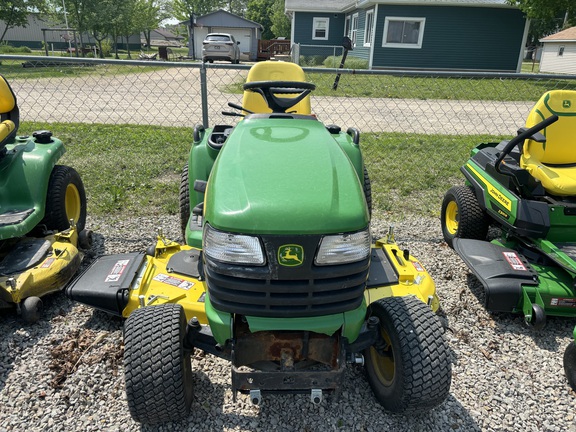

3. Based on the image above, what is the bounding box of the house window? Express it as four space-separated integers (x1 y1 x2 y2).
559 46 565 56
351 13 359 47
383 17 425 49
344 16 350 37
364 10 374 47
313 17 329 40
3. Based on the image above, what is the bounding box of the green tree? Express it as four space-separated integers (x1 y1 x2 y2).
246 0 273 39
508 0 575 59
509 0 575 27
171 0 223 21
139 0 164 50
0 0 48 44
270 0 289 38
225 0 247 16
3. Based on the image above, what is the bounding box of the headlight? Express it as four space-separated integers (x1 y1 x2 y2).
315 229 371 265
203 224 265 265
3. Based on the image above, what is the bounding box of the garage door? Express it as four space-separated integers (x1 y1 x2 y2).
211 28 252 56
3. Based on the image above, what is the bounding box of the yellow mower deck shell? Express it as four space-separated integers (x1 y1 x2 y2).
122 239 208 324
0 229 81 305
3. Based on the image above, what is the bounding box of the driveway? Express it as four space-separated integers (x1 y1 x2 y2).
10 67 533 135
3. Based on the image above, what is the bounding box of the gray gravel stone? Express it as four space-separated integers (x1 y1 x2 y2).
0 214 575 431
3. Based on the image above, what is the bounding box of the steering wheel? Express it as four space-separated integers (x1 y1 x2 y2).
243 81 316 113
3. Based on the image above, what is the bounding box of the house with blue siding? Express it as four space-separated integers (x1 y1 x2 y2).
285 0 529 72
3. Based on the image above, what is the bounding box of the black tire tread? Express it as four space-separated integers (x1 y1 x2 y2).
441 185 488 247
564 341 576 392
179 164 190 240
363 166 372 216
365 296 452 413
41 165 87 232
124 304 192 424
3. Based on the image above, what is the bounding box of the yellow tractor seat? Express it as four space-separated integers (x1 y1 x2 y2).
0 75 19 148
242 61 311 115
520 90 576 196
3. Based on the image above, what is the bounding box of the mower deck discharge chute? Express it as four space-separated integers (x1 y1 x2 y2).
68 61 451 424
439 90 576 390
0 74 89 322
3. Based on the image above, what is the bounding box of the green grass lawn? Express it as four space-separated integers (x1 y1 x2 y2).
21 121 503 219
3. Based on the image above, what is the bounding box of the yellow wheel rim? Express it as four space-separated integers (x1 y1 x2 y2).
65 184 82 223
369 328 395 386
445 200 459 235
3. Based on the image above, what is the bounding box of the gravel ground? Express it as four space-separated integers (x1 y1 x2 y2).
1 214 575 432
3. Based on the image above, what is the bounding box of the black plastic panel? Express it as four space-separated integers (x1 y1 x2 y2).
66 252 146 316
453 238 538 312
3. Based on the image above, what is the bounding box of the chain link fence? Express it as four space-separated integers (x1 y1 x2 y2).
3 55 575 135
2 55 575 215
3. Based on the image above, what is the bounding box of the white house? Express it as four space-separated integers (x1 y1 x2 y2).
539 26 576 74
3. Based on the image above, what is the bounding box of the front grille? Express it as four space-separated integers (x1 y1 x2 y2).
205 234 370 318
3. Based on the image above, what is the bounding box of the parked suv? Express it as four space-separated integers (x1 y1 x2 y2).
202 33 241 64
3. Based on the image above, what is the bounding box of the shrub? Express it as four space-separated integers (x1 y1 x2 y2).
300 55 325 67
0 44 32 54
323 55 368 69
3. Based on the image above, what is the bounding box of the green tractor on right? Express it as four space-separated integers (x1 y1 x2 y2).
439 90 576 391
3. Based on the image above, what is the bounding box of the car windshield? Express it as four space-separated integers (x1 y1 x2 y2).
206 35 230 42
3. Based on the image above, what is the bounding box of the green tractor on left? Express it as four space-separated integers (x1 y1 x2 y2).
0 74 90 322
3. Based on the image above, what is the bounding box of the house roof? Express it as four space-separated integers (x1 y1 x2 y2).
152 28 184 40
182 9 263 30
540 26 576 43
285 0 514 12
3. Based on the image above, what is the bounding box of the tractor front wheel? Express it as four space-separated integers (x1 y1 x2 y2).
364 296 451 413
124 304 193 424
564 341 576 391
41 165 87 233
21 296 43 323
441 185 488 248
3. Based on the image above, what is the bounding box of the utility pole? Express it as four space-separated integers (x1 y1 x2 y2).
62 0 73 55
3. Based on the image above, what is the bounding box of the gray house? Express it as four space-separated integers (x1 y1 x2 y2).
285 0 528 72
184 10 263 61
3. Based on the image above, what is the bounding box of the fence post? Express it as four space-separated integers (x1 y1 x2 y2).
200 62 209 128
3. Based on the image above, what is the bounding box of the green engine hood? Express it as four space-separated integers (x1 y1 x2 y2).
204 117 369 235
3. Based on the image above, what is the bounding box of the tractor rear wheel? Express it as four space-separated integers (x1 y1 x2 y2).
179 164 190 240
441 185 488 248
564 341 576 392
363 166 372 216
364 296 451 413
41 165 87 233
124 304 193 424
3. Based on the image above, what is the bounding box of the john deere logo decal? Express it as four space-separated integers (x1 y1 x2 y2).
563 100 572 109
278 245 304 266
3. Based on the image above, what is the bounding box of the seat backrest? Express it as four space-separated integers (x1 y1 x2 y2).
242 61 311 115
0 75 19 146
522 90 576 166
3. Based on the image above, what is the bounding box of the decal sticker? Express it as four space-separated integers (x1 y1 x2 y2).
412 261 424 272
105 259 130 282
198 292 206 303
153 273 195 290
550 298 576 308
488 186 512 212
563 100 572 109
467 163 513 211
502 252 527 271
278 244 304 267
41 258 55 268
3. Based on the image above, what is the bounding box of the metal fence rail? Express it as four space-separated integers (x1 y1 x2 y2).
2 55 575 137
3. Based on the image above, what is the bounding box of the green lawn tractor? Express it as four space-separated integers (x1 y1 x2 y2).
441 90 576 333
67 61 451 424
0 74 89 322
